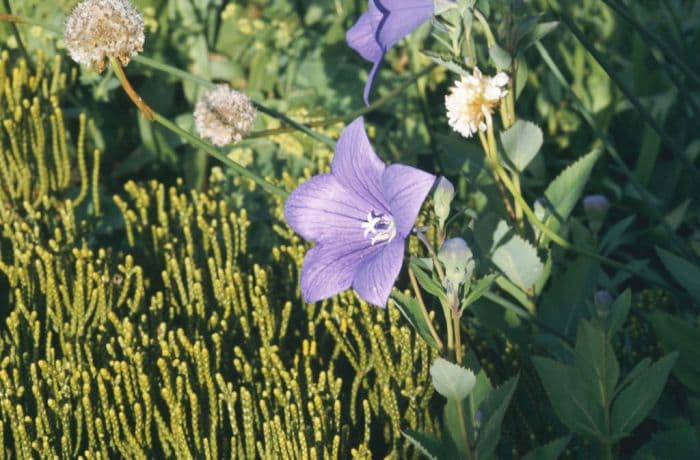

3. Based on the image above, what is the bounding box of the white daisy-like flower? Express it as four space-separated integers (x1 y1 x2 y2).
64 0 145 72
445 67 509 138
194 85 257 147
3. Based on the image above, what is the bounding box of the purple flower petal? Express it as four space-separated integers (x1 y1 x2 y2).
363 58 383 105
301 239 377 303
375 0 434 50
382 164 436 237
352 237 404 306
346 6 383 63
284 174 370 243
331 117 389 214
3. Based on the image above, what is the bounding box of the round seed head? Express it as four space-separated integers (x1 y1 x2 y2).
194 85 257 147
64 0 145 72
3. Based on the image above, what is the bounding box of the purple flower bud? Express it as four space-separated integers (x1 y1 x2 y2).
583 194 610 233
583 195 610 213
594 289 613 319
433 177 454 229
594 290 613 306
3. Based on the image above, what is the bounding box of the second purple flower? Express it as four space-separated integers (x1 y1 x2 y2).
346 0 435 103
284 117 436 307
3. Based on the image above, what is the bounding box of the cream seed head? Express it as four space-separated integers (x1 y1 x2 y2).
64 0 145 72
445 67 509 138
194 85 257 147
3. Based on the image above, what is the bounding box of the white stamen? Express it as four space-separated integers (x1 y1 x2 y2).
361 211 396 246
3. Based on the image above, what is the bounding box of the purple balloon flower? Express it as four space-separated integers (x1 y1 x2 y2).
284 117 436 306
346 0 435 103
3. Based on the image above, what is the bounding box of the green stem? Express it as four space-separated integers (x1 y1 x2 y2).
473 8 495 47
535 41 694 260
602 0 700 115
0 12 337 148
408 265 444 352
110 57 287 198
481 111 670 287
556 8 700 185
153 113 288 198
1 1 33 72
131 55 336 148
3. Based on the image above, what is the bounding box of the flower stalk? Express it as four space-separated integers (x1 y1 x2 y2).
408 265 444 352
109 57 155 120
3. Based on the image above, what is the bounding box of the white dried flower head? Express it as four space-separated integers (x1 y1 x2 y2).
194 85 257 147
64 0 145 72
445 67 509 138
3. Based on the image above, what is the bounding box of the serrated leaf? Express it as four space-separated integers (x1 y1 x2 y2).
655 247 700 300
543 149 601 233
430 358 477 400
422 50 470 76
521 436 571 460
476 375 519 459
391 292 439 351
611 352 678 436
491 221 544 290
500 120 543 171
533 356 605 439
402 429 452 460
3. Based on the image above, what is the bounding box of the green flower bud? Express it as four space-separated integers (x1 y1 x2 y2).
433 177 455 230
438 237 474 293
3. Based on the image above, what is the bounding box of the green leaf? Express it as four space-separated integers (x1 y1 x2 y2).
521 436 571 460
611 352 678 436
410 260 450 305
516 20 559 55
648 311 700 394
632 425 700 460
616 358 651 394
543 149 602 233
533 356 605 439
491 221 544 290
391 292 439 351
402 429 454 460
430 358 477 400
500 120 543 172
461 274 497 311
539 256 599 337
489 43 512 70
468 370 493 421
574 321 619 408
444 398 471 457
607 289 632 337
422 50 469 76
476 375 519 459
655 247 700 300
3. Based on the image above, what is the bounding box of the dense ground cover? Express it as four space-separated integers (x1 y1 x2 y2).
0 0 698 458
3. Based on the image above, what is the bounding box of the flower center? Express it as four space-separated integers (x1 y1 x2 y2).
361 211 396 246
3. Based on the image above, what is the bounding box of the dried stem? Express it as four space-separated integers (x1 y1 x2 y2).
109 57 155 121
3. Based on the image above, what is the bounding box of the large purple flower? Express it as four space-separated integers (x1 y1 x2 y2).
284 117 436 307
346 0 435 103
